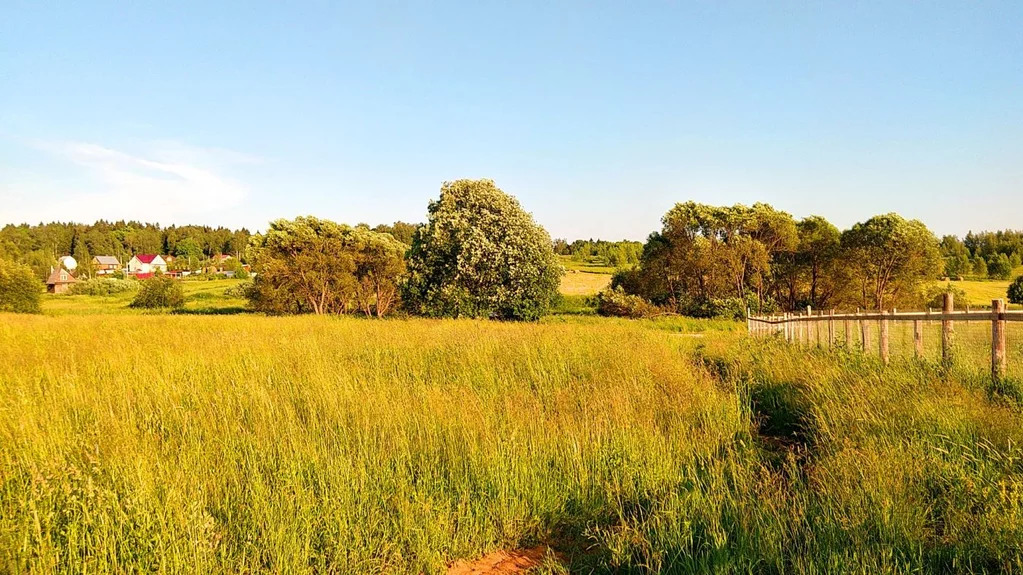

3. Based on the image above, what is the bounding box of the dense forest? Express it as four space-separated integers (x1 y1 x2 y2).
0 220 420 280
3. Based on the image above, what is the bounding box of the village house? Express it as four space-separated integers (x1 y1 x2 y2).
92 255 121 275
46 267 78 294
127 254 168 277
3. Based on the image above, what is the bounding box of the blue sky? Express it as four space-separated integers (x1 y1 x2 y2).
1 1 1021 240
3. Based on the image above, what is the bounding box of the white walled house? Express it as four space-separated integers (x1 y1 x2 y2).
127 254 168 276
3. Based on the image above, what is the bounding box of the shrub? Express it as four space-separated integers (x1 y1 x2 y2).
130 277 185 309
595 287 661 318
223 281 253 299
0 258 42 313
1009 276 1023 305
403 179 561 320
68 278 140 296
925 283 968 309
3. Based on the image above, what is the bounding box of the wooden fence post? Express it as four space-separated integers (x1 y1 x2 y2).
914 318 923 359
880 309 890 365
942 292 954 367
993 299 1007 380
793 311 802 347
844 318 851 349
860 309 870 354
828 310 835 349
816 311 823 348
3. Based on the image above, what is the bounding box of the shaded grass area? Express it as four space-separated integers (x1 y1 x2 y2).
3 314 1023 572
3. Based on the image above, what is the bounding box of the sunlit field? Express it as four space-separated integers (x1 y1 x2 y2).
4 298 1023 572
945 278 1021 309
558 272 611 296
41 279 248 316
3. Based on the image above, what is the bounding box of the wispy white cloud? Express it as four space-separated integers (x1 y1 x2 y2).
0 140 254 225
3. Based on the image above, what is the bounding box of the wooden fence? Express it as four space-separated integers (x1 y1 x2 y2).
747 294 1023 380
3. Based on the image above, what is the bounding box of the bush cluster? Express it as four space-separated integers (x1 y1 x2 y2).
68 277 140 296
594 287 661 318
0 258 42 314
223 281 254 299
924 283 968 309
1009 276 1023 305
130 277 185 309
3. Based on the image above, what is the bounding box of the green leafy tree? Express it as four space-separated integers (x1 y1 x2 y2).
130 277 184 309
793 216 842 309
372 222 418 246
1008 276 1023 305
246 217 405 316
938 235 971 279
987 253 1014 280
174 238 204 271
0 258 43 313
972 256 989 278
403 179 562 320
622 202 795 315
840 214 942 310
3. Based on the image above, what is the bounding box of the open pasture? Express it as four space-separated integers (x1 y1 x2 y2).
3 311 1023 573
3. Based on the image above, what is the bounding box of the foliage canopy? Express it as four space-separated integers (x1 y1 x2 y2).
130 277 185 309
403 179 562 320
246 217 406 316
0 258 42 313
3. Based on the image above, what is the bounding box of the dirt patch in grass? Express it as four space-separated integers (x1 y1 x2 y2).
447 546 556 574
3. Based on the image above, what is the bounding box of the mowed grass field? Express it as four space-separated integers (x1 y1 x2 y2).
5 283 1023 572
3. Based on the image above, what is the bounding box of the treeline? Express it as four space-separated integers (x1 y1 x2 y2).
613 202 957 317
0 221 251 279
0 220 422 280
940 231 1023 280
553 239 643 268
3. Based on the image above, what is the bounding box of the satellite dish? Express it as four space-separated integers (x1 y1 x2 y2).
59 255 78 270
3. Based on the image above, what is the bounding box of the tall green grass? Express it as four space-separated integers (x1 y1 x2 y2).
0 315 744 573
3 314 1023 573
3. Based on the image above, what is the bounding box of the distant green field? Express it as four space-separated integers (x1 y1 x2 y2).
941 267 1022 309
41 278 248 316
559 255 617 275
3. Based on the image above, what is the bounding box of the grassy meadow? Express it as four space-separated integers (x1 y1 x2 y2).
4 279 1023 573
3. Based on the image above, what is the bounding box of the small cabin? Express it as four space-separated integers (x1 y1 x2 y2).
46 268 78 294
93 255 121 275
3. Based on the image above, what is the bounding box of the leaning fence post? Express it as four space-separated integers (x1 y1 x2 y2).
992 299 1007 380
880 309 890 365
942 292 955 367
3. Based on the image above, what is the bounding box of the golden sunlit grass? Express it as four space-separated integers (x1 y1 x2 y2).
41 278 248 316
558 271 611 296
4 298 1023 572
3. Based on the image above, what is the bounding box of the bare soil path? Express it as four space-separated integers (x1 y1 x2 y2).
446 546 554 574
